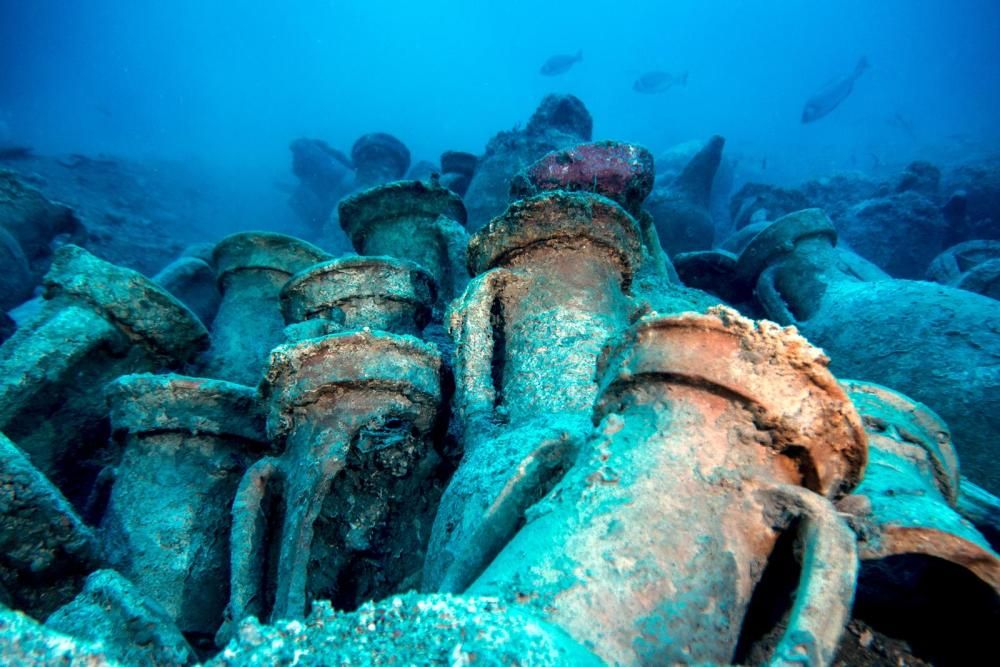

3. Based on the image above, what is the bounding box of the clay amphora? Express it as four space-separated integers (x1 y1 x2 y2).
0 245 208 504
839 380 1000 593
200 232 329 385
154 255 222 327
424 190 643 593
469 308 867 667
643 135 724 256
101 373 269 639
738 208 1000 494
0 432 103 618
338 179 469 304
224 331 443 636
46 569 195 666
280 255 435 340
925 239 1000 300
509 140 679 285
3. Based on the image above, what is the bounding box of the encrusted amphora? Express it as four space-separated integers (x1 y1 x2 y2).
424 190 644 593
470 309 867 667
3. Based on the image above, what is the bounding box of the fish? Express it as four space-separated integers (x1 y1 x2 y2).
632 71 688 94
540 51 582 76
801 57 869 123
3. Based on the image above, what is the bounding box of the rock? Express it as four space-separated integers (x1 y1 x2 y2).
46 570 196 667
463 94 593 232
799 171 886 222
0 227 32 311
730 182 812 230
944 157 1000 241
209 594 601 667
0 169 85 279
0 605 115 665
0 313 14 346
525 93 593 140
895 160 941 196
837 191 948 278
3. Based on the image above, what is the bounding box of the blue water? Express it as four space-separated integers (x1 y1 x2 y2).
2 0 998 198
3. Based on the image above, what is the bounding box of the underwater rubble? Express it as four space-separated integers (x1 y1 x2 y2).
1 101 999 666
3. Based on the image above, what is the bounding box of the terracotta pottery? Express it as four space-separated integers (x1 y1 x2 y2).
200 232 329 385
424 190 645 593
224 331 443 636
0 245 207 504
469 308 866 666
280 255 435 340
338 179 469 304
925 239 1000 300
737 208 1000 494
840 380 1000 593
0 431 103 618
101 373 269 638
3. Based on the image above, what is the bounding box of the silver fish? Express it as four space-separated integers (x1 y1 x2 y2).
540 50 582 76
632 70 688 94
801 57 869 123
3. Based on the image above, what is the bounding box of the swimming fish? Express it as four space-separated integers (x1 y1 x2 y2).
801 57 869 123
540 51 582 76
632 71 688 94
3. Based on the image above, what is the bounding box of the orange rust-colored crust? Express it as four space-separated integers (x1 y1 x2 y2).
597 306 868 497
467 191 643 284
261 331 442 440
870 526 1000 593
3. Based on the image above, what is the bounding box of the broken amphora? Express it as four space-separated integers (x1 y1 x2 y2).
839 380 1000 593
0 431 103 618
925 239 1000 300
